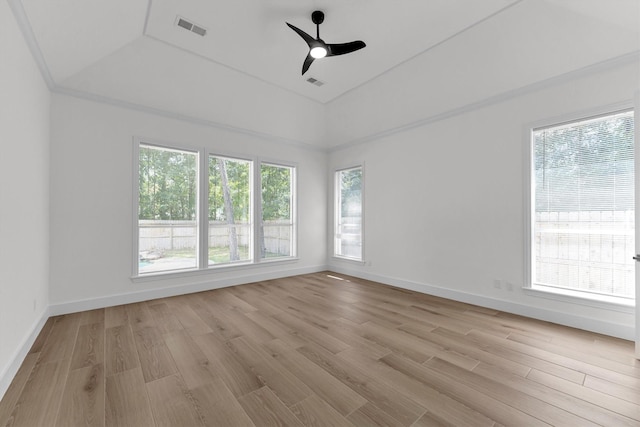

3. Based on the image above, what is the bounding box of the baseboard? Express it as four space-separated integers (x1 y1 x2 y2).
329 266 634 341
49 264 328 316
0 307 50 402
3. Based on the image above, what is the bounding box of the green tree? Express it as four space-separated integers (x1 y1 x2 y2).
260 164 292 257
139 146 197 220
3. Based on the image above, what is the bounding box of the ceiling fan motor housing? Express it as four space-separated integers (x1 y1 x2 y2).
311 11 325 25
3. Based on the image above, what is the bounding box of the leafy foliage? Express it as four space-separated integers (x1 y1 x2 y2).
262 164 292 221
339 167 362 217
209 156 251 222
139 145 197 220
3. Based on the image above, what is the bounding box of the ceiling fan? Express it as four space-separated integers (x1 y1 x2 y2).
286 10 366 75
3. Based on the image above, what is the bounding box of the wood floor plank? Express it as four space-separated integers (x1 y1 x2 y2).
80 309 106 326
166 297 212 336
298 342 426 427
226 336 313 408
190 379 256 427
215 289 258 313
243 310 310 349
189 297 243 341
526 368 640 422
583 374 640 404
124 302 155 331
132 326 178 383
345 402 406 427
509 332 640 378
27 317 55 355
423 328 532 377
337 347 494 427
356 320 436 363
105 325 139 376
273 311 350 354
469 327 640 389
238 387 304 427
164 331 217 389
465 329 586 384
426 357 601 427
38 314 82 364
55 364 105 427
473 361 638 426
0 353 39 427
5 360 69 427
411 412 456 427
104 305 128 329
380 353 547 427
191 332 263 398
145 375 202 427
218 307 276 344
264 339 367 416
327 318 392 360
105 368 154 427
71 322 105 370
147 303 184 335
290 394 355 427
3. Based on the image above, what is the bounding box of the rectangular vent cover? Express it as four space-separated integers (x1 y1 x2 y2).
306 77 325 87
176 16 207 36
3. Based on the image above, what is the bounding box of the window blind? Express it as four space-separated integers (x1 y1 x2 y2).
532 110 635 298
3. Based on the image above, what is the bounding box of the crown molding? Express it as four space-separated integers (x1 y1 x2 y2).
7 0 55 90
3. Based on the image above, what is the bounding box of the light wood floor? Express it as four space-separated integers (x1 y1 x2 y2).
1 272 639 426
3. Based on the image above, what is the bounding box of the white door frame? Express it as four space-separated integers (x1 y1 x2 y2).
635 89 640 359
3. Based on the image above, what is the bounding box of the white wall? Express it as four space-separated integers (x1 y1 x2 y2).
49 94 327 311
328 59 640 340
0 0 51 398
59 36 329 148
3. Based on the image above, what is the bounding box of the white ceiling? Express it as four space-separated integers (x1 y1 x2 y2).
16 0 640 108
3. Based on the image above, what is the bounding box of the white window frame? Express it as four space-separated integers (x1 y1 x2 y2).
257 159 298 263
132 138 298 279
333 164 365 262
205 152 255 268
523 104 635 310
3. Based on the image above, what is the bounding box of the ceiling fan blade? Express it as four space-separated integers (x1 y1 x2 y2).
327 41 366 57
286 22 315 47
302 54 314 75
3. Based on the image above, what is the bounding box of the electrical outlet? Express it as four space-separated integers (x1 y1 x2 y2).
493 279 502 289
506 282 514 292
33 299 37 311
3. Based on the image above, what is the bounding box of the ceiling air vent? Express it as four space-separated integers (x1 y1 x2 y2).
176 16 207 37
306 77 325 87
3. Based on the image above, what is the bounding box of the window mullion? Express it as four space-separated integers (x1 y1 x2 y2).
199 148 209 270
255 159 262 263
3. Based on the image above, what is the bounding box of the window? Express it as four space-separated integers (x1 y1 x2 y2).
261 163 295 259
335 166 363 260
135 141 296 276
138 144 198 274
208 155 252 265
529 110 635 300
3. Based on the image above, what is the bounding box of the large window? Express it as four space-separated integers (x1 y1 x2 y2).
208 155 252 265
261 163 295 259
529 110 635 300
335 166 363 260
136 141 296 275
138 145 198 274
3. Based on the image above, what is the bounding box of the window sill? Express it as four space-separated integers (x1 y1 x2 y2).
524 284 634 314
331 255 365 265
131 257 299 283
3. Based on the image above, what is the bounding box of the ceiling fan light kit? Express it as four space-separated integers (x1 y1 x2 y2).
286 10 366 75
